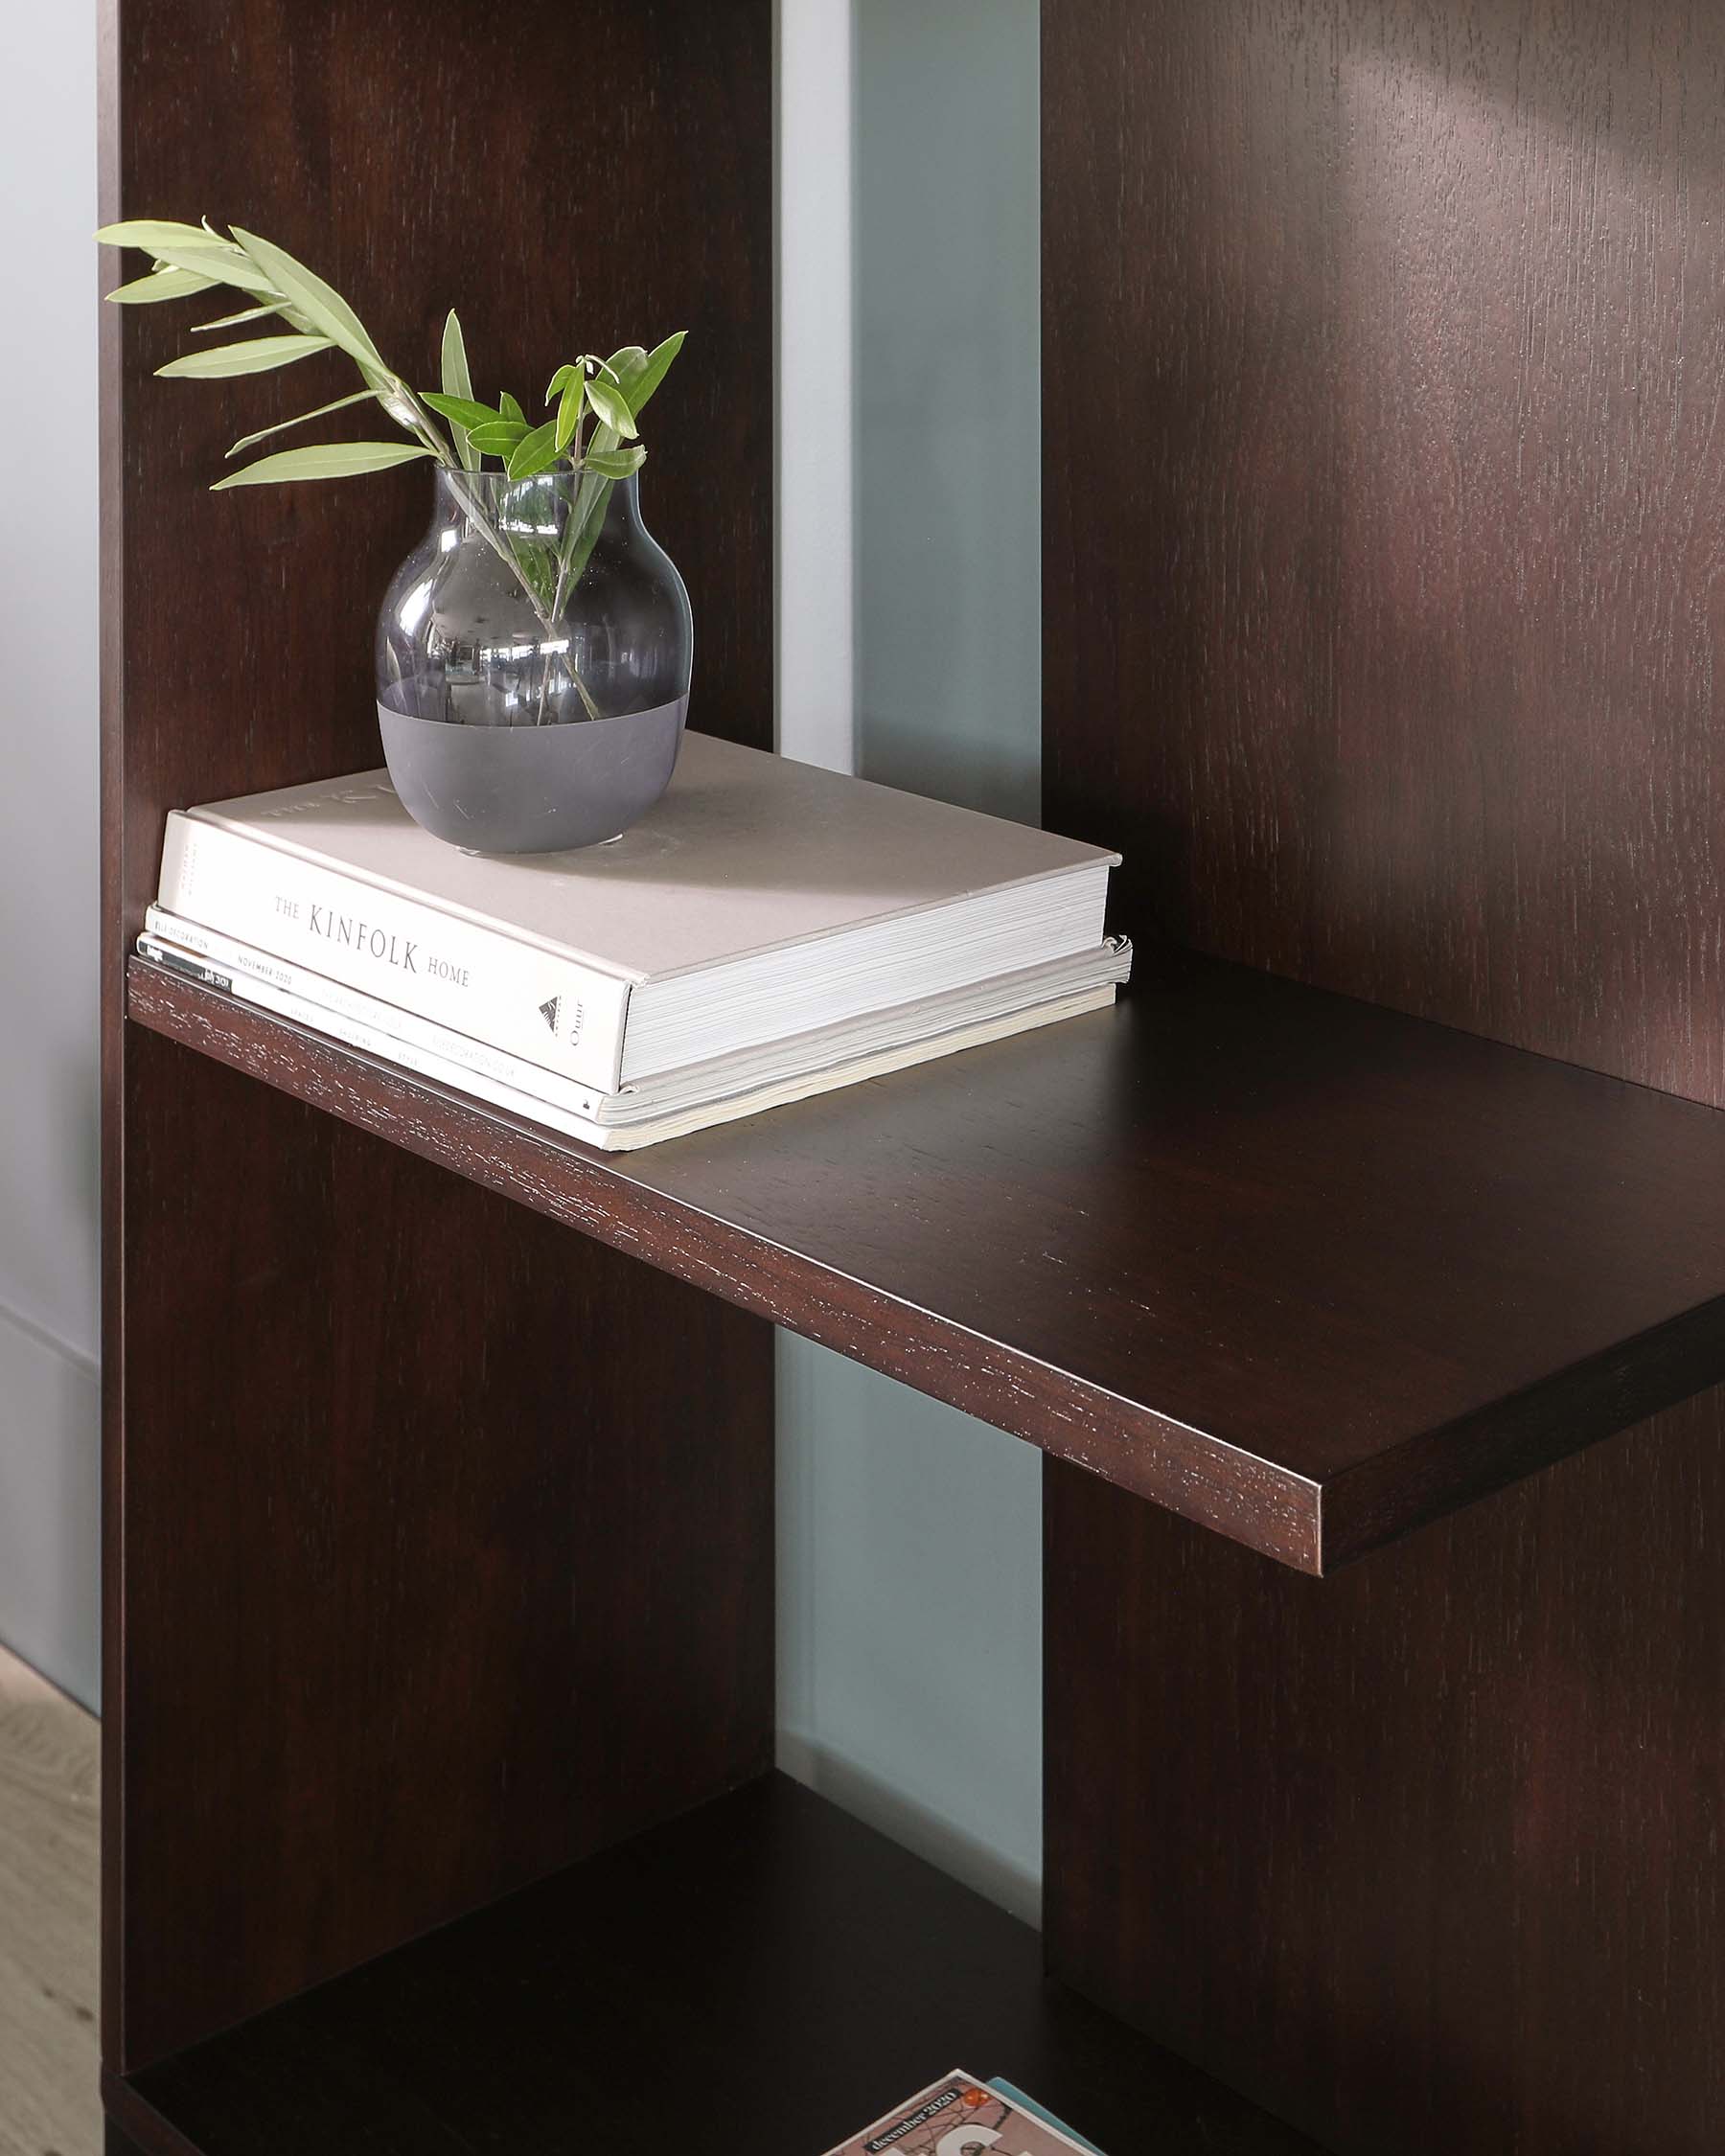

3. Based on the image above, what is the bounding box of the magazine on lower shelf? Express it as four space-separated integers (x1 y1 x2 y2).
983 2083 1103 2154
820 2071 1104 2156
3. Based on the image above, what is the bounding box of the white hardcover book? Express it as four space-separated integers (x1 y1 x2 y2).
146 906 611 1118
155 734 1119 1091
136 933 1118 1152
144 906 1132 1127
158 809 632 1091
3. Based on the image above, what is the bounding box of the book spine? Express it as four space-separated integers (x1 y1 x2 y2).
145 908 612 1119
137 936 628 1151
159 813 632 1090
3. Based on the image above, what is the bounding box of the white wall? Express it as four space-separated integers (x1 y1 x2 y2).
0 7 103 1710
776 0 1044 1919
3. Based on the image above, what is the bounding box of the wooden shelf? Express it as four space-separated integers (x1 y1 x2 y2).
126 943 1725 1574
106 1774 1322 2156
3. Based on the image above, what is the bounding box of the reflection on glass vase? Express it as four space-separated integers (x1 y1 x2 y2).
375 464 694 854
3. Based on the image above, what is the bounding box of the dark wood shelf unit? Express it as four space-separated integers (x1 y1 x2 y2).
128 942 1725 1575
104 2 1725 2150
104 1776 1323 2156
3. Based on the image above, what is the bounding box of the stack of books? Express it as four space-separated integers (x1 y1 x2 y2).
820 2070 1105 2155
140 731 1129 1150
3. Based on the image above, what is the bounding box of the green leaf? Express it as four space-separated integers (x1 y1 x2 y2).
499 390 525 424
226 388 380 456
95 218 212 252
506 536 559 612
580 445 647 479
545 362 578 401
210 442 436 490
583 375 638 439
560 474 614 594
505 421 560 480
564 370 632 582
106 265 218 304
570 402 626 547
422 392 500 431
441 311 473 401
157 333 334 378
610 331 684 420
554 372 585 454
228 227 385 373
192 302 286 333
440 310 479 473
145 241 278 294
467 418 529 455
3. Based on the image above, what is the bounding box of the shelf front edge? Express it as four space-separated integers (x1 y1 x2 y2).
131 956 1725 1577
1318 1295 1725 1569
125 957 1326 1571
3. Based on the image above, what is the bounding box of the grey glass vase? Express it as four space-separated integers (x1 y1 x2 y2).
375 465 693 854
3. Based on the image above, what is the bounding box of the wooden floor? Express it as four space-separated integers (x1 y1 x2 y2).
0 1644 100 2156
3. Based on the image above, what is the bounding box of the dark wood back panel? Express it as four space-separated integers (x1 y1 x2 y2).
1043 0 1725 1104
1046 1407 1725 2156
102 0 773 2076
1043 8 1725 2145
105 0 771 941
115 1035 773 2072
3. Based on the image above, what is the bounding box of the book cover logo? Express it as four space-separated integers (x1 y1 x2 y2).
538 995 584 1045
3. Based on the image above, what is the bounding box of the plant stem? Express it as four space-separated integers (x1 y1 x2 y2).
394 378 603 725
536 473 591 723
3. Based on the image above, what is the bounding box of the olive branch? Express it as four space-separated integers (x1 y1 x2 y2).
98 218 684 722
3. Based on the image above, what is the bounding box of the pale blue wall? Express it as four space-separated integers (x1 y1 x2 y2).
853 0 1042 824
776 0 1044 1920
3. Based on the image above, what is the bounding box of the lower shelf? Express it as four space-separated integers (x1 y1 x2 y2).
109 1774 1322 2156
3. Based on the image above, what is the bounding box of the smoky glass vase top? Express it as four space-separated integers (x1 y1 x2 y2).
376 466 693 729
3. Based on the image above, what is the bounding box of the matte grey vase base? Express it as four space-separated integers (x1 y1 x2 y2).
377 691 688 855
456 833 626 856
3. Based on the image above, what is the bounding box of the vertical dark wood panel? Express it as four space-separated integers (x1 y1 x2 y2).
115 1032 772 2075
102 0 773 2080
1043 0 1725 1104
1043 5 1725 2147
1046 1410 1725 2156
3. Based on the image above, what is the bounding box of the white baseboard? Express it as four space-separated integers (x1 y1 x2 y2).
0 1299 99 1711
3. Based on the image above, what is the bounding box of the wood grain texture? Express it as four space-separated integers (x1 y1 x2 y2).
101 0 773 2087
1043 0 1725 1106
128 945 1725 1572
1046 1397 1725 2156
107 1026 770 2077
1041 5 1725 2145
105 1776 1324 2156
0 1648 100 2156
